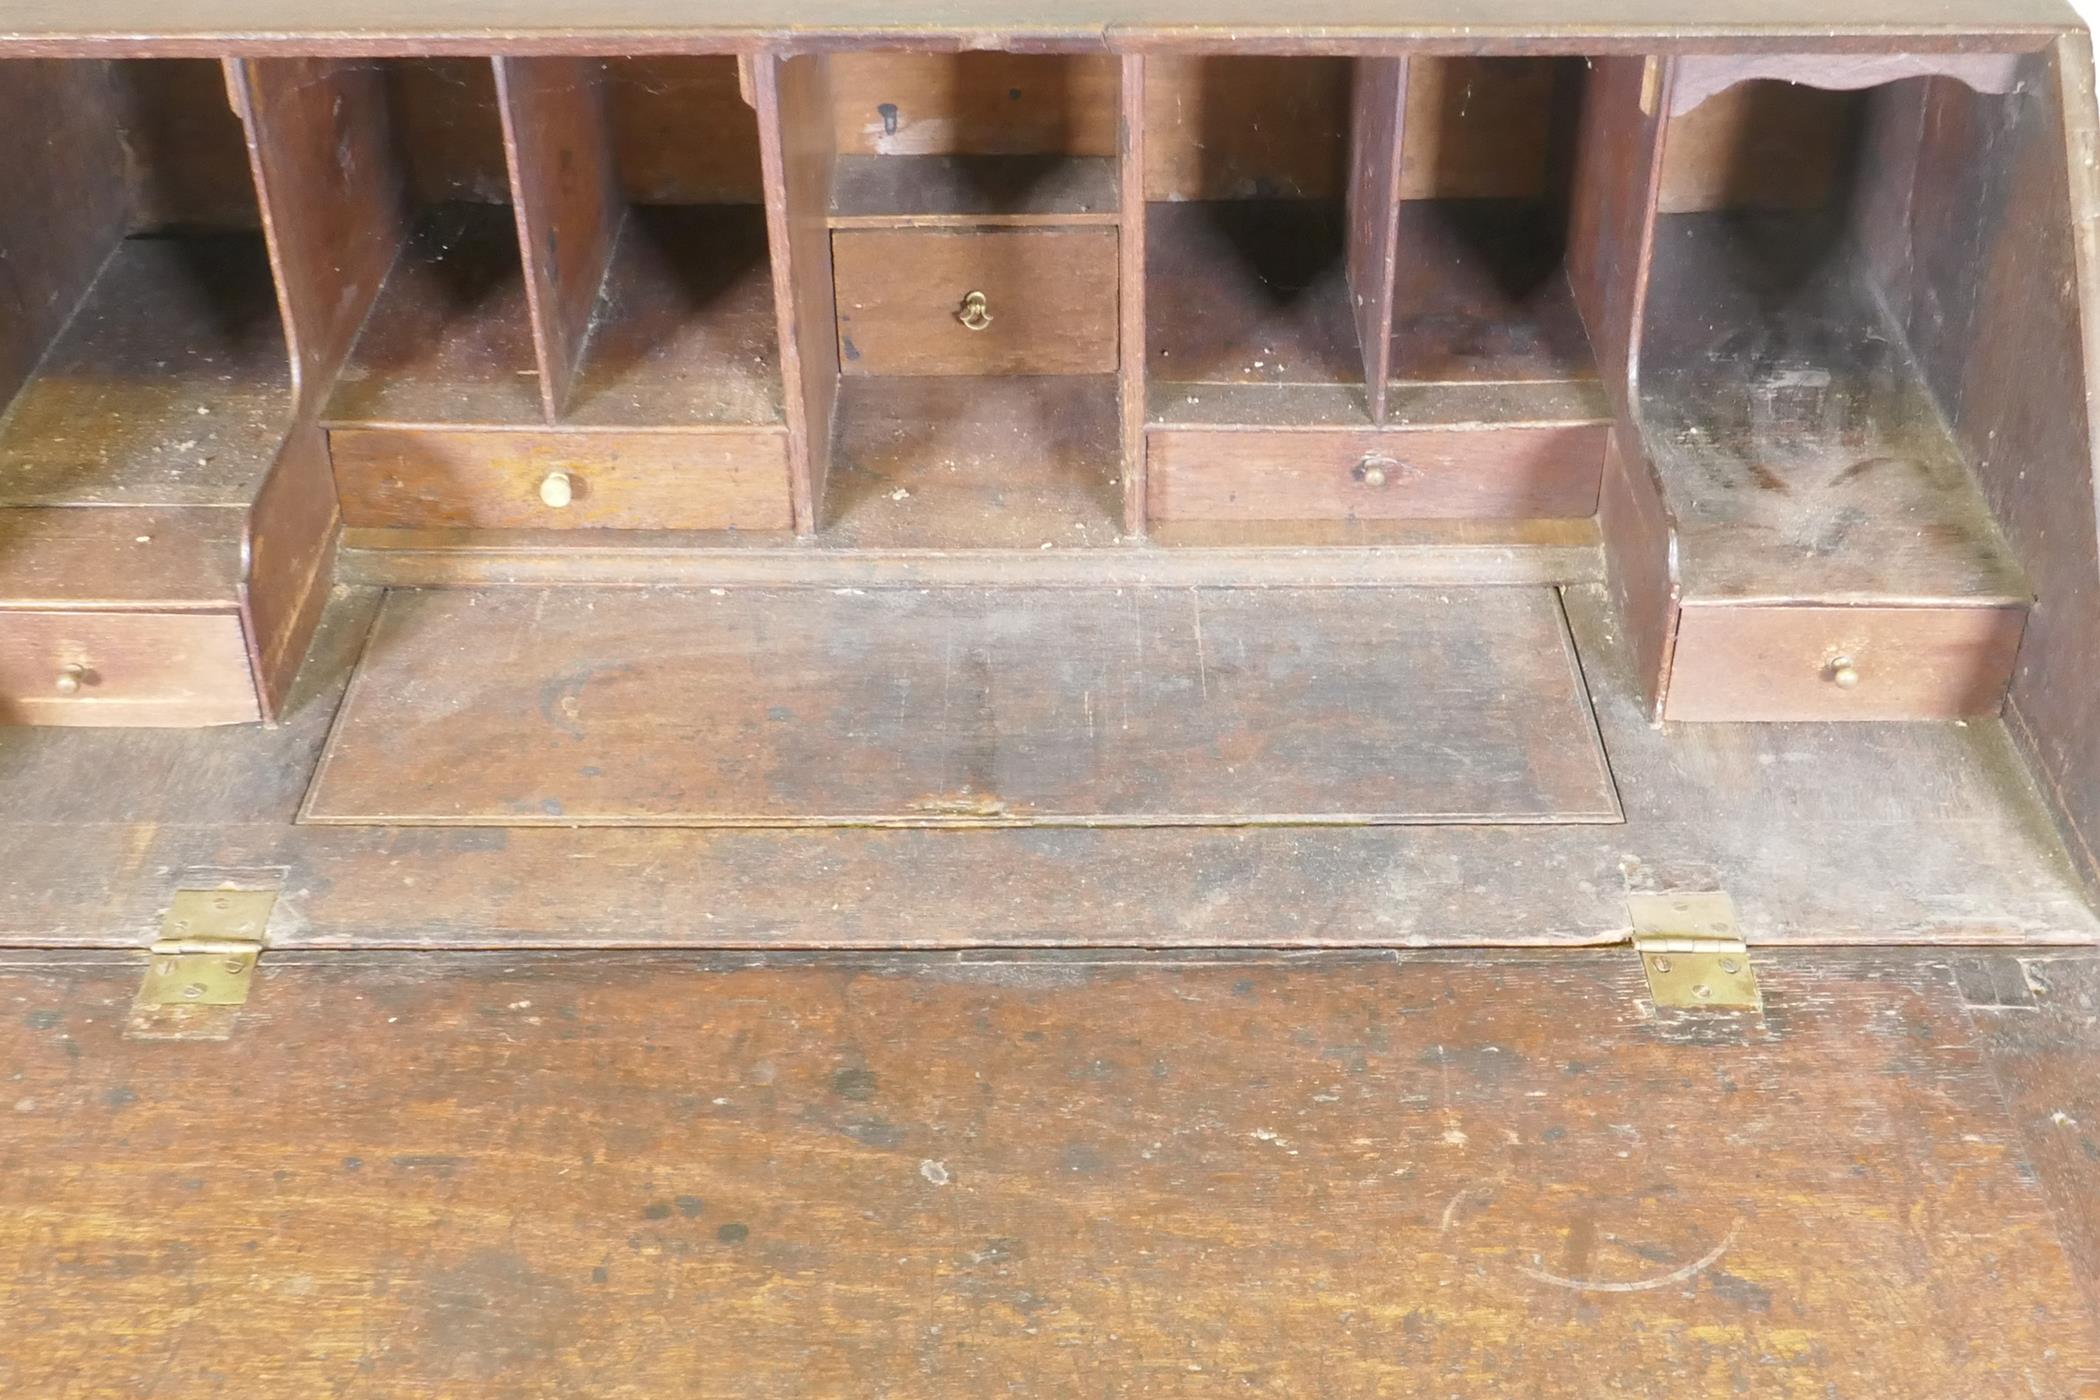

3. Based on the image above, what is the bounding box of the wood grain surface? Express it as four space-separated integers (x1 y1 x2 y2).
301 585 1619 827
0 947 2097 1396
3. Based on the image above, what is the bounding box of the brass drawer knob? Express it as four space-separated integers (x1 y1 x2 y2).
957 290 993 332
539 470 575 509
54 663 86 696
1353 453 1400 488
1826 655 1862 689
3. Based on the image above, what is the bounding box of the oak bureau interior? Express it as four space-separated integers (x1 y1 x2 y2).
1 2 2099 948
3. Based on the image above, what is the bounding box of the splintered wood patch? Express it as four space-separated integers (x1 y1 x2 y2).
302 587 1620 827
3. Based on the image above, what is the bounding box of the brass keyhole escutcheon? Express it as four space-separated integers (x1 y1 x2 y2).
957 290 993 332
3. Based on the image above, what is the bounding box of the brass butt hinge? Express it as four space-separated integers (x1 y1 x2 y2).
129 889 277 1039
1629 891 1760 1011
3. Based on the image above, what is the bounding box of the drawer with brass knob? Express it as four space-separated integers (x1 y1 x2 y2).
1662 604 2028 721
0 611 259 727
329 428 794 532
831 228 1118 377
1146 423 1610 522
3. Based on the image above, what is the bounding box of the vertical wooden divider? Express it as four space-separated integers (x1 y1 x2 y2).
1345 57 1408 425
228 57 409 719
757 53 840 536
496 57 623 424
1118 54 1149 536
1570 56 1679 719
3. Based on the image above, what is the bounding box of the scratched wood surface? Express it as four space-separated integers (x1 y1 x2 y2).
1 947 2098 1397
0 582 2091 947
300 585 1619 827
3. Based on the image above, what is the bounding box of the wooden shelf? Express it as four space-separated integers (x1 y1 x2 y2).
0 235 290 508
1641 211 2027 608
829 154 1119 227
323 202 543 429
1390 198 1597 385
563 204 785 429
820 375 1123 548
1145 199 1361 389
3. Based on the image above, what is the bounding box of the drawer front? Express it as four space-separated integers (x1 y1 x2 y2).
833 228 1119 376
1146 423 1608 521
1664 603 2028 722
0 611 258 727
331 429 795 531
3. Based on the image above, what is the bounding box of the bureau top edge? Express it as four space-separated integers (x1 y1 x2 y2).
0 0 2077 59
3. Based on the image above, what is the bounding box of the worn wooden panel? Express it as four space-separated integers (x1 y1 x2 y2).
0 59 128 414
0 236 292 507
1964 951 2100 1332
1346 58 1406 423
389 57 511 204
1 949 2098 1395
757 53 839 535
240 422 339 720
1666 602 2026 722
1399 56 1563 201
0 609 257 726
822 375 1121 546
828 153 1119 225
330 426 792 530
0 506 243 609
1641 213 2030 608
498 56 622 422
302 585 1618 826
833 227 1118 377
323 202 544 427
1118 55 1149 534
553 206 784 428
830 51 1119 157
1565 55 1666 401
232 57 410 416
1147 422 1606 522
1145 200 1360 388
604 55 764 204
1390 199 1597 385
1597 428 1680 718
107 57 262 232
1656 80 1858 214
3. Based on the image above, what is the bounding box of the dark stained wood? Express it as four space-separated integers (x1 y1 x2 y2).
1146 200 1361 390
1400 56 1563 200
1118 54 1148 534
1389 200 1597 385
1656 79 1858 214
1669 50 2025 116
1666 602 2027 721
1597 428 1680 717
301 585 1619 827
230 57 410 417
756 52 839 535
828 153 1119 225
106 57 262 233
1143 55 1352 200
0 609 257 726
388 57 511 205
322 202 543 427
1147 422 1606 522
498 56 623 423
0 236 291 507
559 205 785 428
603 55 764 204
1565 55 1666 402
821 375 1122 547
0 60 127 414
0 507 244 608
0 586 2093 948
830 50 1119 157
1346 57 1406 423
1890 42 2100 888
833 227 1119 376
330 426 793 530
240 422 340 720
2 947 2100 1395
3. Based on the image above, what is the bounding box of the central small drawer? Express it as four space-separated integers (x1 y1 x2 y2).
832 227 1119 377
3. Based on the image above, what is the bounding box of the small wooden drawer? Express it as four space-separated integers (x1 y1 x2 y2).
1146 423 1609 521
330 429 795 531
1664 603 2028 722
0 611 259 727
832 227 1119 376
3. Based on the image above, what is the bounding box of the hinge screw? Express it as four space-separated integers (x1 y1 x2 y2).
1650 956 1672 973
1691 983 1713 1001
